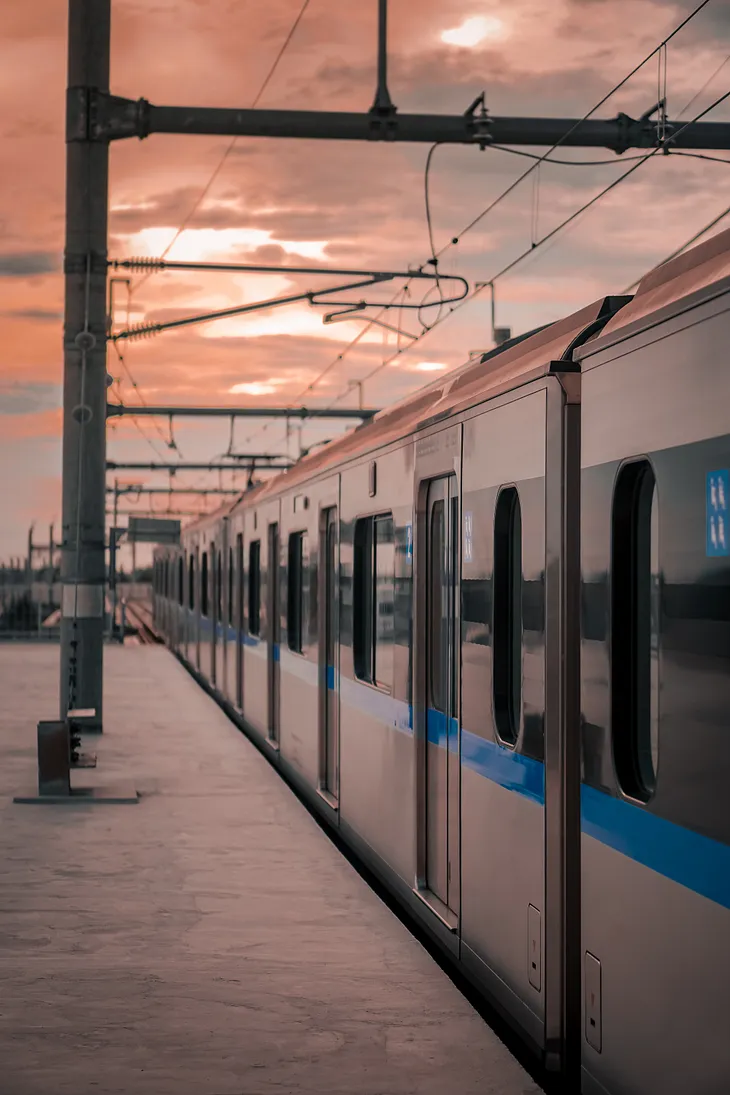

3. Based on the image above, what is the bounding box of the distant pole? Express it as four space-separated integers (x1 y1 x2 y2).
27 525 34 586
111 477 119 636
372 0 395 115
59 0 110 728
48 523 55 607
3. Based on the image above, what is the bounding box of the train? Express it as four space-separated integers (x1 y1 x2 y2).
152 226 730 1095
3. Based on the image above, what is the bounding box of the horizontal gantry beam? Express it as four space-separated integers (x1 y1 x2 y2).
106 461 291 472
106 404 378 419
107 487 242 495
68 92 730 151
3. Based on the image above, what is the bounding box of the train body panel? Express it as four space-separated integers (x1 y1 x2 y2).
459 386 549 1043
339 445 414 883
277 475 337 789
577 271 730 1095
152 227 730 1092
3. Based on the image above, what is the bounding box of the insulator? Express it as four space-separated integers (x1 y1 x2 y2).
121 256 166 272
119 323 161 342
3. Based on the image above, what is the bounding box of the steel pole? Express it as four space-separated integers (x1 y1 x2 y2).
27 526 34 587
372 0 394 115
110 479 119 639
59 0 110 729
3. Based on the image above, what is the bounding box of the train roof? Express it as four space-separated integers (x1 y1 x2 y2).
179 225 730 536
596 223 730 342
224 294 624 516
181 495 240 534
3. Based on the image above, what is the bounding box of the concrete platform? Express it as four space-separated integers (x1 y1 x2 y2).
0 644 540 1095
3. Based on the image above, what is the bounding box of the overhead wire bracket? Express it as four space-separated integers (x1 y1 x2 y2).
107 265 469 342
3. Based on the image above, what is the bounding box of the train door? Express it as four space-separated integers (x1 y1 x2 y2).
267 521 280 744
236 532 244 709
210 541 218 685
175 555 183 653
319 506 339 803
194 546 201 671
423 475 460 917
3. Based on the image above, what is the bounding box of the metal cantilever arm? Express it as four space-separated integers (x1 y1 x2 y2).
318 274 469 319
322 309 419 340
110 273 469 342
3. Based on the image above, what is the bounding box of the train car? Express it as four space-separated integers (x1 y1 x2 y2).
152 226 730 1094
575 231 730 1095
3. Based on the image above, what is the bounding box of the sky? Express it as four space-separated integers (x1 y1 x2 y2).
1 0 730 562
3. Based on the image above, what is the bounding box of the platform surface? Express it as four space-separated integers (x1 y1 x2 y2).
0 644 540 1095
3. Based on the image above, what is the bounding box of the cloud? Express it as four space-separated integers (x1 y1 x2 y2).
0 252 59 277
1 0 729 555
0 382 61 415
3 308 62 322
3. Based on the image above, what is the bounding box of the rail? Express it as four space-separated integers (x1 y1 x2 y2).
122 599 162 645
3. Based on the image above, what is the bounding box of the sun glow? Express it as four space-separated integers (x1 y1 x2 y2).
229 381 284 397
116 225 330 264
201 304 384 344
441 15 505 48
414 361 448 372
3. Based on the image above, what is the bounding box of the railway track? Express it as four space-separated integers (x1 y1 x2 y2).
122 599 162 644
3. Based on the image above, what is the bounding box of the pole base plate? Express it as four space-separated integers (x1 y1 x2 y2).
13 783 139 805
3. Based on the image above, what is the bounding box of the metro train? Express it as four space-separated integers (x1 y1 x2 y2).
152 227 730 1095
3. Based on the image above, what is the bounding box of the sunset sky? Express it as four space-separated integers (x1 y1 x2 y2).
2 0 730 561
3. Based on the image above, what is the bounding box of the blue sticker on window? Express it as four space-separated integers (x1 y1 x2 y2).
405 523 413 564
464 511 473 563
706 470 729 556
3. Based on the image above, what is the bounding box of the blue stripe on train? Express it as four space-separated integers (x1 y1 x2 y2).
341 685 727 907
425 711 545 805
581 784 730 911
177 611 730 910
462 731 545 805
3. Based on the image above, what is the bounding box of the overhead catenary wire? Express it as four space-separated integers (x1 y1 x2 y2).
121 0 313 490
140 0 721 473
131 0 312 298
325 75 729 411
621 201 730 293
676 50 730 119
673 150 730 164
433 0 716 260
110 341 184 458
249 0 719 431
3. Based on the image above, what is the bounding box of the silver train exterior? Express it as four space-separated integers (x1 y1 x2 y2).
152 228 730 1094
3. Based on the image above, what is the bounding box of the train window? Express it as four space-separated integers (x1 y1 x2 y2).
188 553 195 611
353 519 374 680
353 514 394 688
201 552 209 617
429 500 445 712
248 540 261 636
236 534 244 630
228 547 234 626
374 517 395 689
287 532 308 653
493 487 522 746
178 557 183 607
611 460 659 802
